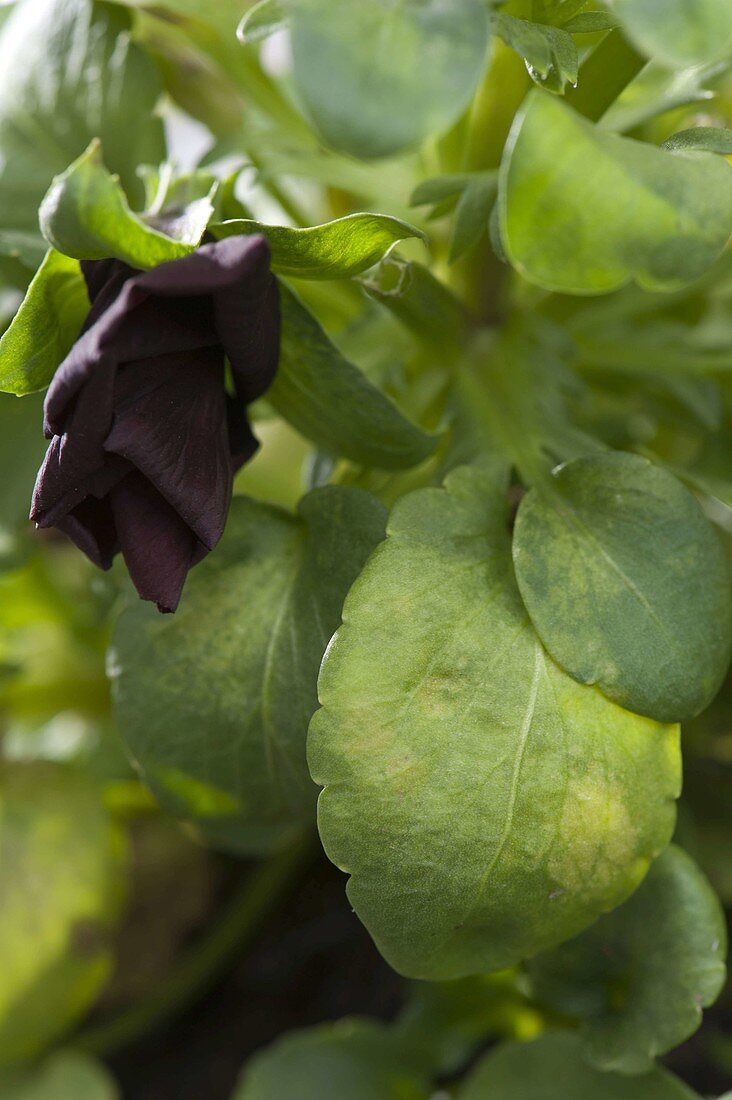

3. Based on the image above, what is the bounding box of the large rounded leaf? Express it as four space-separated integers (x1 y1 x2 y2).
610 0 732 67
458 1033 700 1099
528 846 727 1073
111 488 386 854
0 763 125 1067
309 464 680 980
499 91 732 294
289 0 491 159
0 0 164 250
513 452 732 723
233 1019 430 1100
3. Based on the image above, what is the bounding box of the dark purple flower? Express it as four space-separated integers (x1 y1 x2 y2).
31 236 280 613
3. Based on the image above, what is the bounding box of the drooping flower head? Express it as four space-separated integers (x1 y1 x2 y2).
31 236 280 612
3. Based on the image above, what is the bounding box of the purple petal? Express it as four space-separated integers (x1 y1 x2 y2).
110 472 198 614
55 497 119 571
104 348 233 549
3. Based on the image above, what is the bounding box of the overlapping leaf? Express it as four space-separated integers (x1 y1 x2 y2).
233 1019 430 1100
500 91 732 294
272 286 437 469
513 452 732 722
111 488 386 854
288 0 491 158
528 846 727 1073
458 1033 700 1099
211 214 425 279
309 463 680 980
0 762 125 1067
0 0 164 257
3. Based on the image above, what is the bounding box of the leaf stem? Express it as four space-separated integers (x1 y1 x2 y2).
565 30 646 123
71 832 314 1059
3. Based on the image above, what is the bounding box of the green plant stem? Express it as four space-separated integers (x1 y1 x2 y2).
565 30 646 123
72 833 314 1059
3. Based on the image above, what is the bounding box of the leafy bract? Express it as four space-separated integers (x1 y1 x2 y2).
513 452 732 723
237 0 287 45
458 1033 700 1100
309 464 680 980
0 762 125 1067
271 285 437 469
289 0 491 158
0 250 88 395
0 1052 119 1100
211 214 425 279
233 1018 430 1100
500 91 732 294
40 143 197 269
494 14 578 93
0 0 164 254
610 0 732 67
528 846 727 1074
111 488 386 854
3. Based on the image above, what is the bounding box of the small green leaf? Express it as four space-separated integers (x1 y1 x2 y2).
513 452 732 722
528 846 727 1074
310 464 680 980
0 1052 119 1099
449 173 498 263
410 174 475 209
458 1033 700 1100
211 213 425 280
562 11 619 32
111 488 386 854
39 143 195 269
495 15 578 92
289 0 491 158
663 128 732 155
0 762 125 1067
0 250 89 396
500 91 732 294
0 0 165 257
271 285 437 469
610 0 732 67
233 1019 430 1100
237 0 287 44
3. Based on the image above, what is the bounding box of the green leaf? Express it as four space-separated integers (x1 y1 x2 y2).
271 285 437 470
0 0 164 255
458 1033 700 1100
289 0 491 158
0 250 89 396
663 128 732 155
610 0 732 67
237 0 287 44
40 143 196 269
0 392 48 557
233 1019 430 1100
562 11 619 32
0 1052 119 1100
495 14 578 92
211 213 425 279
111 488 386 854
500 91 732 294
309 464 680 980
361 257 471 354
528 846 727 1074
0 762 125 1067
449 173 498 263
410 174 475 209
513 452 732 723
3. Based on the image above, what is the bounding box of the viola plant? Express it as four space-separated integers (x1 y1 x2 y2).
0 0 731 1097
